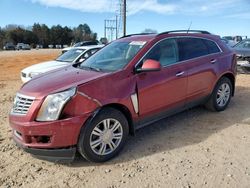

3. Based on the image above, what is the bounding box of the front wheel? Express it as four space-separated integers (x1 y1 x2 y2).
77 107 129 162
205 77 232 111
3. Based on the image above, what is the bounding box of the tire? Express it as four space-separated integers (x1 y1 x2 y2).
77 107 129 162
205 77 232 112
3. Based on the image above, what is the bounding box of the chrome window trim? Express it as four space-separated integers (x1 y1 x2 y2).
134 36 223 70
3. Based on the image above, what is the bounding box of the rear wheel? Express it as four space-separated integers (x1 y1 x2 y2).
77 107 129 162
205 77 232 111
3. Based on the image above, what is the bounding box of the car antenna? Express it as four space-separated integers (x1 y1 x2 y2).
187 21 192 33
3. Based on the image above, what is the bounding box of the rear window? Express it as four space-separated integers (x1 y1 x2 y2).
177 38 220 61
204 40 221 54
177 38 209 61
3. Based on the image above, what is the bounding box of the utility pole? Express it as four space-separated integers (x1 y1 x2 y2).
122 0 126 36
116 15 118 39
104 18 118 41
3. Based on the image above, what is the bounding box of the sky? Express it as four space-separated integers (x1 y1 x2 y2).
0 0 250 40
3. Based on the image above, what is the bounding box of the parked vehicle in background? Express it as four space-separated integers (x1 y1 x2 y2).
10 30 236 163
48 44 54 48
24 44 31 50
100 37 109 45
221 38 234 47
3 42 15 50
55 44 62 49
73 41 100 47
222 36 237 47
222 36 247 47
16 43 31 50
232 39 250 73
21 45 103 82
36 44 43 49
62 41 100 53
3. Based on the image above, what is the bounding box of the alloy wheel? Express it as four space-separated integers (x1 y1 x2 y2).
90 118 123 155
216 83 231 107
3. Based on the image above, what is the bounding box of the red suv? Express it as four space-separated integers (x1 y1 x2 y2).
9 30 236 162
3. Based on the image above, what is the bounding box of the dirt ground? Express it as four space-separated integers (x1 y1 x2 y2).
0 49 250 188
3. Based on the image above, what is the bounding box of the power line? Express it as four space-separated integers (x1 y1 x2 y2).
103 0 126 40
104 17 118 41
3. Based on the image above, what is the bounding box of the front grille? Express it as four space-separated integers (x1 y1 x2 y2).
21 72 26 78
11 93 35 115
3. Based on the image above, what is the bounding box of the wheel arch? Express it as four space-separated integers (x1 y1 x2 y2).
101 103 135 135
219 72 235 96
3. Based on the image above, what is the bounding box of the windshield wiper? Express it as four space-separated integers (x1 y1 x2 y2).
80 65 102 72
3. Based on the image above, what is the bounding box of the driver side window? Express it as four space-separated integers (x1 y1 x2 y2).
143 39 179 67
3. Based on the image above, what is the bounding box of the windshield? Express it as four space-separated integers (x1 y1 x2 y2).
79 41 146 72
56 49 85 62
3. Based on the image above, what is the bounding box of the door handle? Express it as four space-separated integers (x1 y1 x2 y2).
176 71 185 77
210 59 217 64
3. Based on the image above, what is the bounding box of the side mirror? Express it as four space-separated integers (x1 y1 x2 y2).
136 59 161 73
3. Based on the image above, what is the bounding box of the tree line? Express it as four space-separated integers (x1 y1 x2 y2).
0 23 98 49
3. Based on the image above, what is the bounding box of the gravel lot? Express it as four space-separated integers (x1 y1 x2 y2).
0 49 250 188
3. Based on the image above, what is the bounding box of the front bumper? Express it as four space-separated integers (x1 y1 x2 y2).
14 137 76 162
9 114 90 161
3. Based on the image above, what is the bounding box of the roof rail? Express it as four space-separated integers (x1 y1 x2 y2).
120 33 156 39
159 30 211 35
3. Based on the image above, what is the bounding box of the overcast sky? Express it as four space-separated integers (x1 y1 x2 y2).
0 0 249 39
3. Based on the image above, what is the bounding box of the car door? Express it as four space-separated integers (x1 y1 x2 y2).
135 38 188 121
176 37 220 104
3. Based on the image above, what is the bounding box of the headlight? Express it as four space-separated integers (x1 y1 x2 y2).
36 87 76 121
29 72 41 78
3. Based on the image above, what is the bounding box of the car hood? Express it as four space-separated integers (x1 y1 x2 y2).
233 48 250 57
20 66 109 98
22 60 70 74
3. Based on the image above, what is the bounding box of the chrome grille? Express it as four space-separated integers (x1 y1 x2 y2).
11 93 35 115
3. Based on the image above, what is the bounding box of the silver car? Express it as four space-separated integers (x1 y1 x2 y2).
232 39 250 73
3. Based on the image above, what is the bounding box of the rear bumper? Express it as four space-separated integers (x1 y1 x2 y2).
14 137 76 162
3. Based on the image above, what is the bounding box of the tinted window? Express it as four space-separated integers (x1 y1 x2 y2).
84 41 98 46
204 40 220 53
143 39 179 66
177 38 209 61
74 41 98 47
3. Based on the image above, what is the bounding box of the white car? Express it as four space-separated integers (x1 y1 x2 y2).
62 41 100 53
21 45 103 83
